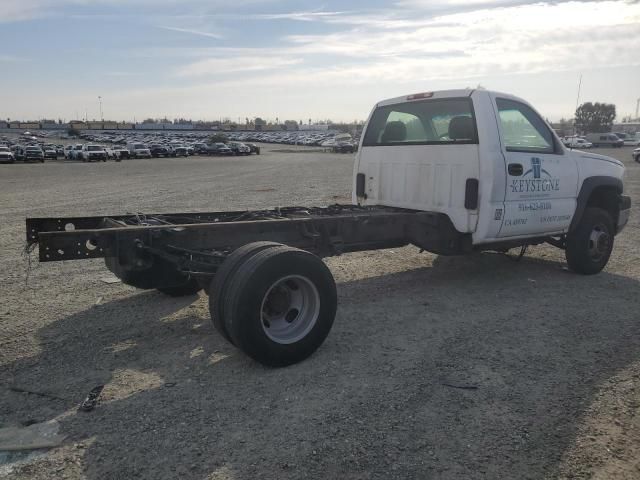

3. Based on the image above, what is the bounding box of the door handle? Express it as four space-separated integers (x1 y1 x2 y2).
508 163 523 176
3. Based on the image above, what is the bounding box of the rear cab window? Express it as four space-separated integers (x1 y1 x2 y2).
362 98 478 147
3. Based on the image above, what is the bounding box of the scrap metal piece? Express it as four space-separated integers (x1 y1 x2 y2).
78 385 104 412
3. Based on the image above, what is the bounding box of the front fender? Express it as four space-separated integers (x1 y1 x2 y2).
570 176 623 232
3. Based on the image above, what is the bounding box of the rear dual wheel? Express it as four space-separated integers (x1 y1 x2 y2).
210 241 282 343
209 243 337 367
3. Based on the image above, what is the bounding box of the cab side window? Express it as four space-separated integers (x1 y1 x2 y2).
496 98 555 154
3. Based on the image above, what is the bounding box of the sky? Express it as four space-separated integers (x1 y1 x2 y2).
0 0 639 123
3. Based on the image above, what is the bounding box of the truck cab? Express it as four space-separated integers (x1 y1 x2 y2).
354 89 630 273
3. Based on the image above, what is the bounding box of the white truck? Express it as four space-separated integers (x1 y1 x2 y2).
26 89 631 367
79 144 108 162
126 142 152 159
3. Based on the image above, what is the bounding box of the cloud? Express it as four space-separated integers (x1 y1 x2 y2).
276 1 640 70
0 0 50 22
157 0 640 117
0 54 28 62
3 0 640 122
177 56 303 76
0 0 285 23
252 10 348 21
104 71 141 76
156 25 222 39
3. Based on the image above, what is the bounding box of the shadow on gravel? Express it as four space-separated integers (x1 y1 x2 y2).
3 252 640 479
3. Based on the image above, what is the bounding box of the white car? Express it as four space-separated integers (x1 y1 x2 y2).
80 145 107 162
564 137 593 149
127 143 152 158
67 144 84 160
0 145 15 163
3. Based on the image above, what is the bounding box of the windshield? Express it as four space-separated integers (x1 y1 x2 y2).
87 145 102 151
134 144 146 149
363 98 477 146
0 147 9 152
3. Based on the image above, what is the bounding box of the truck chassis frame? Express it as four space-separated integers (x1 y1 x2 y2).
27 205 470 289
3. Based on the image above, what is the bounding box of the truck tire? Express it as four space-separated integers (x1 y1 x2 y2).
565 207 614 275
157 278 202 296
209 241 283 343
222 246 337 367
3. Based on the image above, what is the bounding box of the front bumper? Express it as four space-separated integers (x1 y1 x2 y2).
617 195 631 233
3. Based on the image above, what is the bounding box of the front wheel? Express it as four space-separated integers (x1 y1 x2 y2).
221 246 337 367
565 207 614 275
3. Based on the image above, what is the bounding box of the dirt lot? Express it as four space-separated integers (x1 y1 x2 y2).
1 145 639 479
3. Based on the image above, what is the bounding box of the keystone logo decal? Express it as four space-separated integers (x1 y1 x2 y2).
510 157 560 194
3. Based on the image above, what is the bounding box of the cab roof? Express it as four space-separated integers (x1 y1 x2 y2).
375 89 528 108
376 89 475 107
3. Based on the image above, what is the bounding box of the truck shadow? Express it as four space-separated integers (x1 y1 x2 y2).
3 252 640 479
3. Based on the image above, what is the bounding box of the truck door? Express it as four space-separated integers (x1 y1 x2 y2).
491 96 578 238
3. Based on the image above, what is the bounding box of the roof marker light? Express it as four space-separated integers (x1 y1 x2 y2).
406 92 433 101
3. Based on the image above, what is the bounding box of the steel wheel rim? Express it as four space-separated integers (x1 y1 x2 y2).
587 223 610 261
260 275 320 344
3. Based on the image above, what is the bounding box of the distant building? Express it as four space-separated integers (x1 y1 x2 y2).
299 124 329 131
612 122 640 134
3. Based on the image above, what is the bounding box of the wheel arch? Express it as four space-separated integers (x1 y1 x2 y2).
570 176 623 233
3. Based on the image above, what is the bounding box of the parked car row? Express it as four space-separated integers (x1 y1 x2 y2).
62 128 359 153
2 144 47 163
562 132 640 149
611 132 640 146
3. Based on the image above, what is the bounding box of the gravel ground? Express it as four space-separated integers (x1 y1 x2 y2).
0 145 639 479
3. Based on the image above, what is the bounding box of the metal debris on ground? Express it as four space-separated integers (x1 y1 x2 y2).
79 385 104 412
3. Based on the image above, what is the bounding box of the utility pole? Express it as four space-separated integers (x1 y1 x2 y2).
636 98 639 120
98 96 103 121
573 74 582 135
